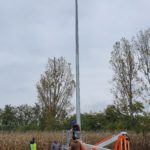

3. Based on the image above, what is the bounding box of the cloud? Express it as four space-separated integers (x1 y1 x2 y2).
0 0 150 112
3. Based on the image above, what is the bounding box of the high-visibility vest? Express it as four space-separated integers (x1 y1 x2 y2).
30 143 37 150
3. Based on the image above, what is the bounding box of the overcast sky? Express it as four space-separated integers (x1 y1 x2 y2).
0 0 150 112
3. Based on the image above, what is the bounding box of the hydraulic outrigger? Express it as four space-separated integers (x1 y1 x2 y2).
81 131 130 150
62 131 130 150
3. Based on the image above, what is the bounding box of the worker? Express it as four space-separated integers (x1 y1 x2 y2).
69 121 85 150
71 121 80 139
69 134 82 150
29 137 37 150
51 141 60 150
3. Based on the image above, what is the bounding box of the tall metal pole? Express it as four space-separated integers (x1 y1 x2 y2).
75 0 81 128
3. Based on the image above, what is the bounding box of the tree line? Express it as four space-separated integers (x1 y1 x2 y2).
0 104 149 132
0 28 149 132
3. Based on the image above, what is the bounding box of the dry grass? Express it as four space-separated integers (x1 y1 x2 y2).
129 133 150 150
0 131 63 150
0 131 149 150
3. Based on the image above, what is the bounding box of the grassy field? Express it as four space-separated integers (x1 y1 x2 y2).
0 131 149 150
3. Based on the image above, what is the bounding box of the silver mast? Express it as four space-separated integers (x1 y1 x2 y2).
75 0 81 127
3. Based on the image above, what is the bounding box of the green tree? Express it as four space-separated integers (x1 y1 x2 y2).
16 104 40 130
110 38 142 128
104 105 121 122
134 28 150 105
1 105 17 130
36 57 75 129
